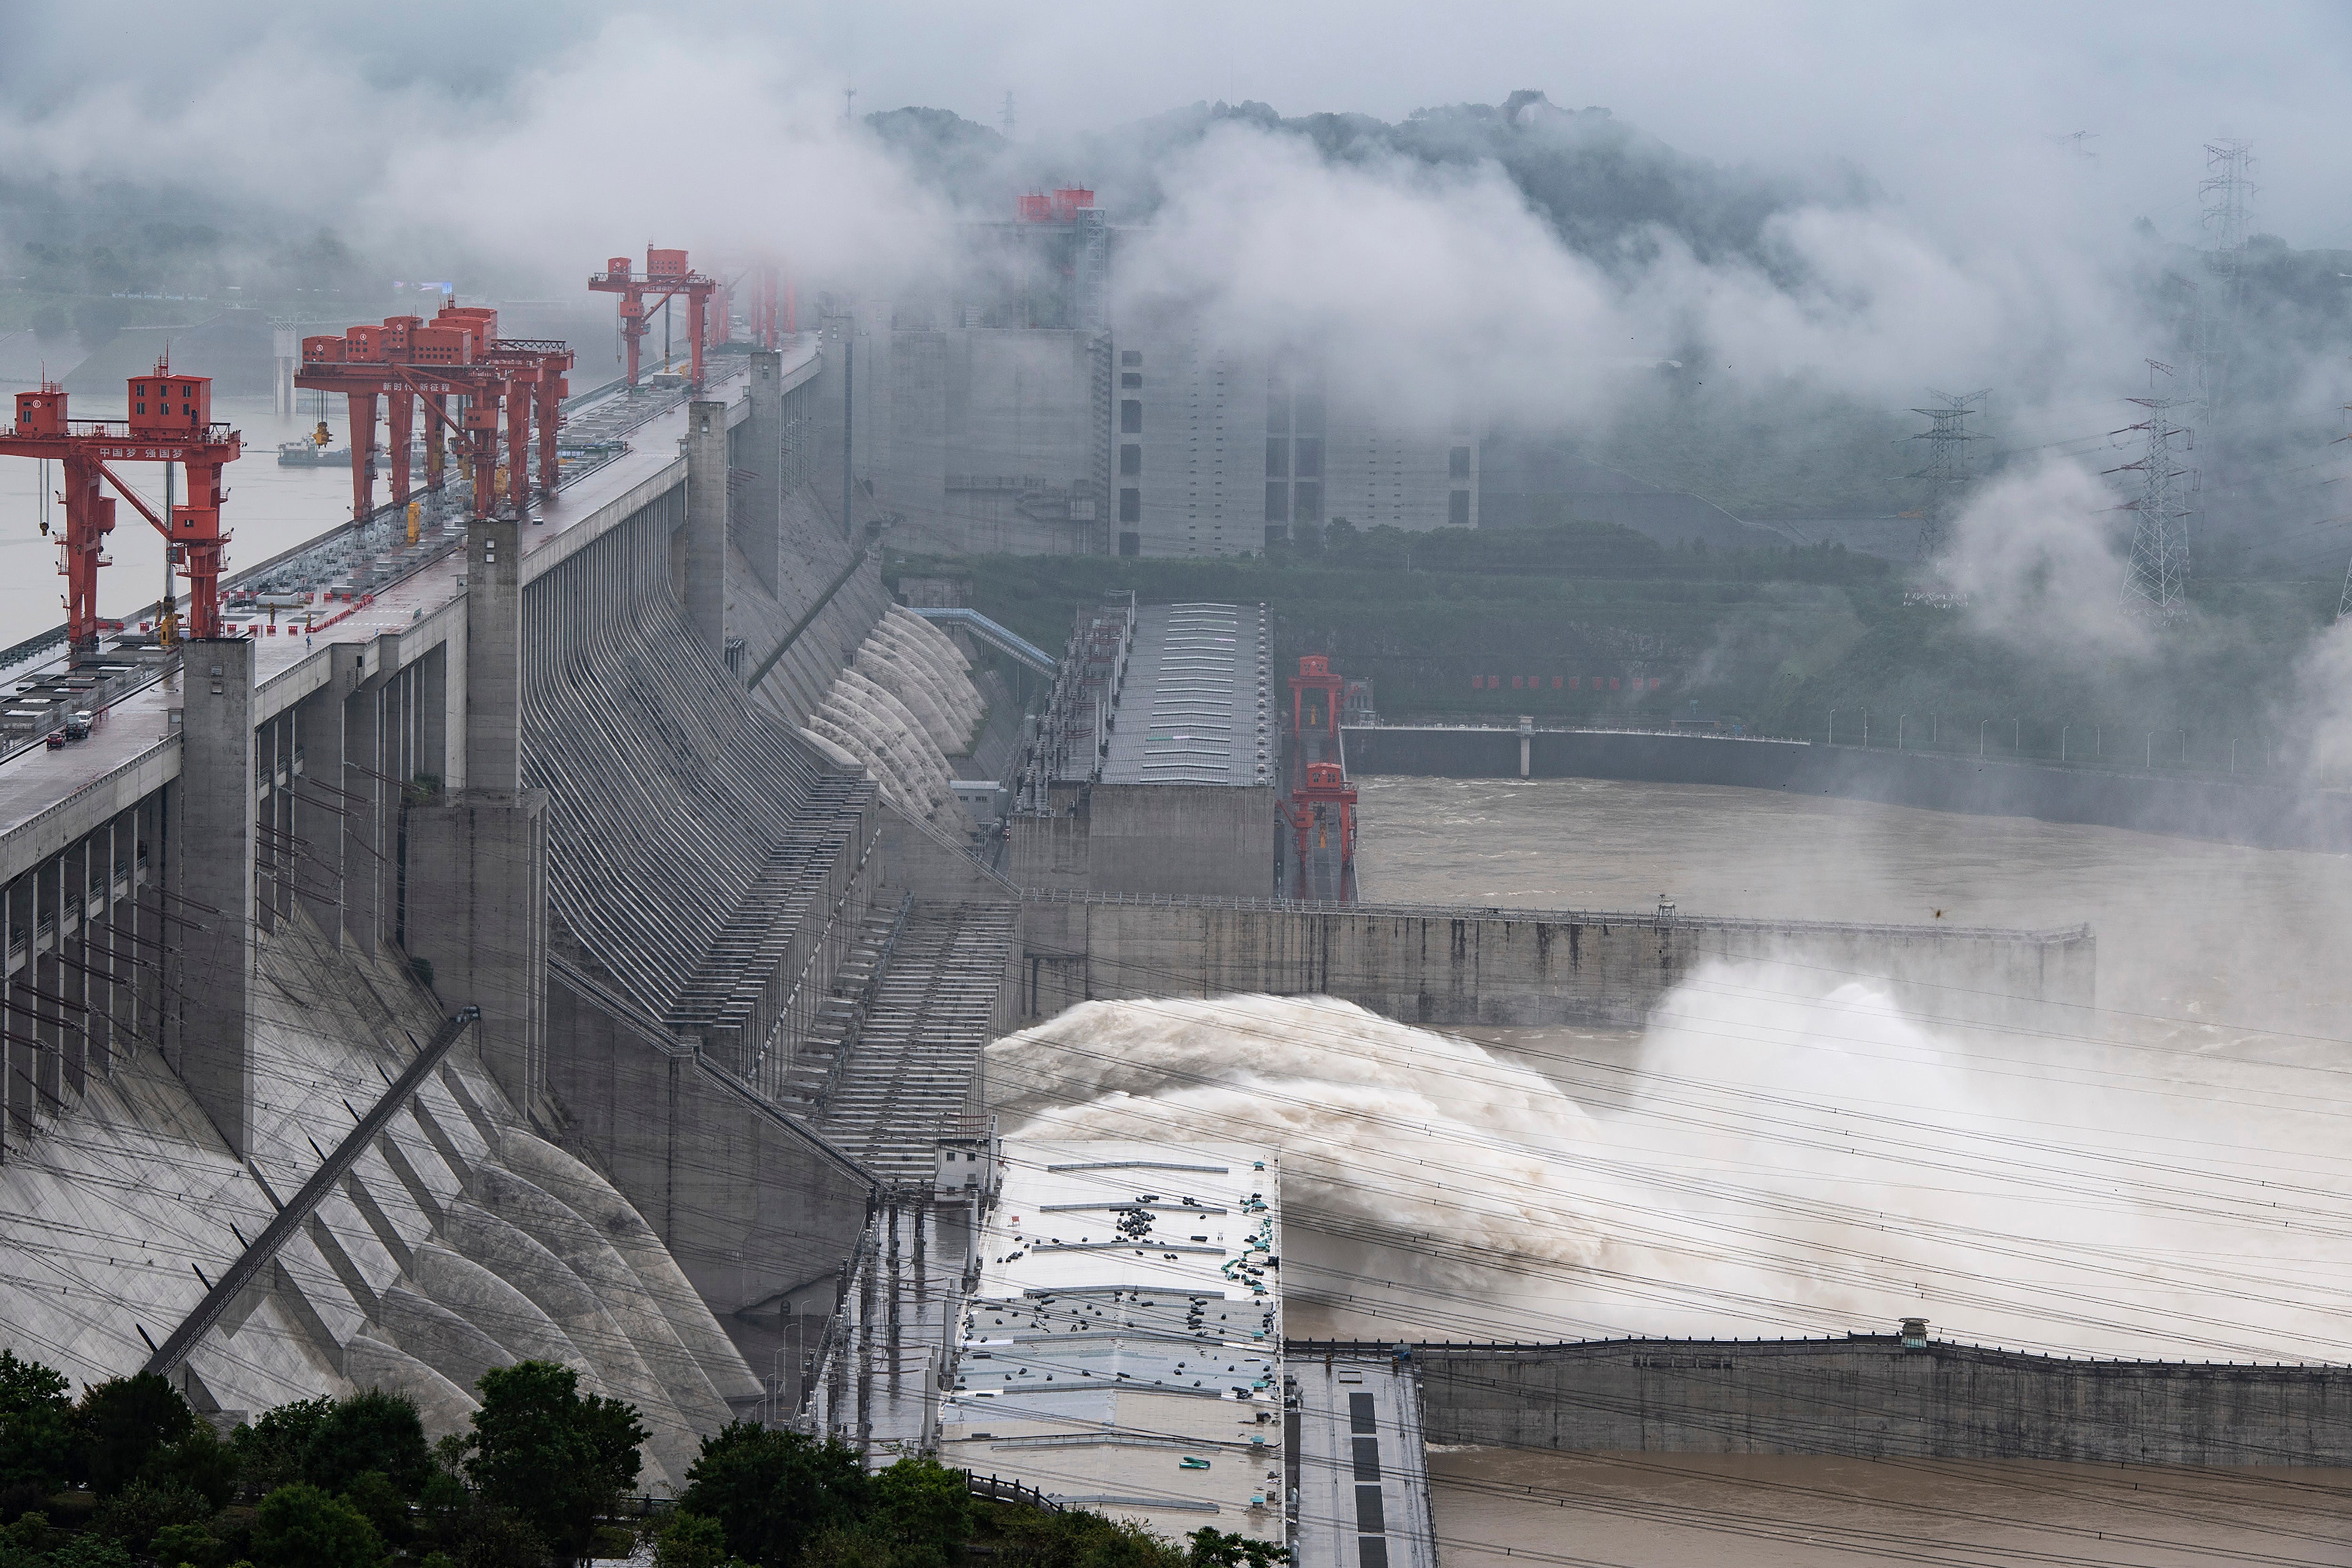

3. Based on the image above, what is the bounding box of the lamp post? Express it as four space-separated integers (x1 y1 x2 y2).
1898 713 1907 749
1979 720 1988 757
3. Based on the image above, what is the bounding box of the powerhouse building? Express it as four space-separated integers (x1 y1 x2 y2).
845 192 1478 558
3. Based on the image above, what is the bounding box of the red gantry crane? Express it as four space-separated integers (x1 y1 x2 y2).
295 305 573 524
588 247 719 390
1 362 241 650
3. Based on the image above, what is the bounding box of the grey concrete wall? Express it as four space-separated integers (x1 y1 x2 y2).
1346 726 2352 852
1084 784 1279 899
544 973 872 1335
1017 895 2094 1032
170 638 256 1156
1408 1338 2352 1465
876 802 1020 909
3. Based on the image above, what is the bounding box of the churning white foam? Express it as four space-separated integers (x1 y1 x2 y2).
987 965 2352 1361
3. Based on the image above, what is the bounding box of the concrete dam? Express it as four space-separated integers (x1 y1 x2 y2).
0 321 2331 1528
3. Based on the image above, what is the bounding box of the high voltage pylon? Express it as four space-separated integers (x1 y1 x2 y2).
2111 362 2198 617
2191 139 2257 428
1907 388 1988 562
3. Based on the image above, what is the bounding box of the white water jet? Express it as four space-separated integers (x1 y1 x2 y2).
988 970 2352 1361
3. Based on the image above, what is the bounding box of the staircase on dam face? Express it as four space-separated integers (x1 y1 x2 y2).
769 899 910 1110
812 904 1017 1189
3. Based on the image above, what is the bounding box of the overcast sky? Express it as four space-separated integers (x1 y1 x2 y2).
3 1 2347 247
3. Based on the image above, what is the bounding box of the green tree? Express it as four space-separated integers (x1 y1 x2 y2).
868 1457 971 1568
1186 1527 1289 1568
142 1421 239 1509
462 1363 644 1568
308 1393 430 1499
90 1478 208 1545
75 1374 193 1494
339 1471 411 1549
676 1424 868 1568
652 1512 739 1568
0 1352 73 1502
46 1536 135 1568
250 1482 383 1568
147 1519 223 1568
231 1399 332 1499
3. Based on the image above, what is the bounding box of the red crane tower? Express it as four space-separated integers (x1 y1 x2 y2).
588 248 718 390
746 261 794 349
295 306 572 524
1288 759 1359 878
0 362 241 650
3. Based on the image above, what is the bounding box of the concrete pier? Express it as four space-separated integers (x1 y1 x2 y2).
741 351 785 593
685 400 729 657
171 638 256 1157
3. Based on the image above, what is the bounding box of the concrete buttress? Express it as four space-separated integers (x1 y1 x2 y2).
465 517 521 790
409 512 550 1114
171 637 256 1157
685 400 728 656
743 352 785 594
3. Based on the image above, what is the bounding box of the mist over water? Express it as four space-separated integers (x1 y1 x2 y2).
992 778 2352 1362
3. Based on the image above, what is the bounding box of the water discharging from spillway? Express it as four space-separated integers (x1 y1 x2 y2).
988 966 2352 1363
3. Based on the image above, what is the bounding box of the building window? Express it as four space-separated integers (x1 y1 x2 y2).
1295 481 1322 524
1120 443 1141 476
1120 487 1141 523
1121 350 1142 366
1265 524 1289 551
1119 531 1141 555
1294 391 1326 432
1449 490 1470 528
1265 438 1289 478
1266 397 1289 435
1449 444 1472 480
1120 399 1142 433
1293 436 1322 479
1264 483 1289 523
1121 372 1142 388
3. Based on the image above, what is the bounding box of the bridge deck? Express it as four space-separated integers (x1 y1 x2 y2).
0 343 824 886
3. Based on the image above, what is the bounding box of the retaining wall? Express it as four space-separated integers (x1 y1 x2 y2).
1399 1337 2352 1465
1345 726 2352 852
1016 893 2092 1031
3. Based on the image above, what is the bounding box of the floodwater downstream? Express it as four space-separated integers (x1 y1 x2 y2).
1351 776 2352 1564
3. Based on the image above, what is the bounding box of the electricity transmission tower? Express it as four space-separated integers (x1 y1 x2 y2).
1001 91 1017 138
2111 363 2198 617
2191 140 2257 426
1907 389 1989 561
